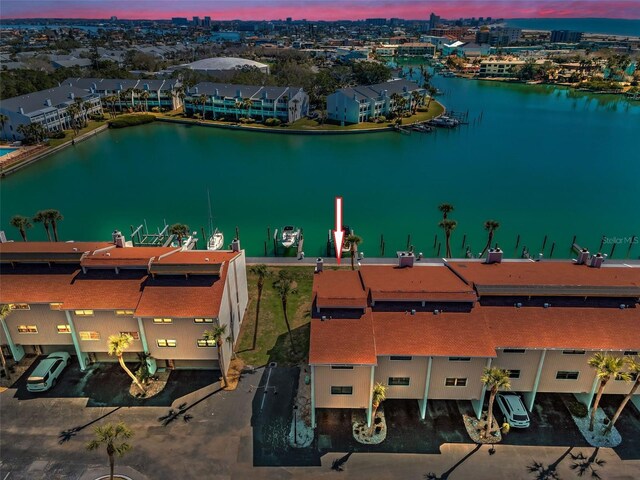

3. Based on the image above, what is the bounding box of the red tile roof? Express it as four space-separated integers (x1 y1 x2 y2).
63 270 147 310
309 310 377 365
0 242 112 254
81 247 178 267
0 265 76 304
359 265 476 302
152 251 239 265
313 270 367 309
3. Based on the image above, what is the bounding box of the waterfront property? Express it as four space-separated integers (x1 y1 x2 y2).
308 252 640 428
184 83 309 123
396 42 436 56
0 85 103 141
326 79 426 125
0 239 248 374
477 58 527 78
64 77 184 111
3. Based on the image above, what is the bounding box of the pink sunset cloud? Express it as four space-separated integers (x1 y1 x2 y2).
1 0 639 20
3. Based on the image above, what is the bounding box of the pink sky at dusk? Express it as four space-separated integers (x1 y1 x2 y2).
2 0 639 20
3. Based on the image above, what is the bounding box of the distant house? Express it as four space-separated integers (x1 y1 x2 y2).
327 79 426 125
0 85 102 141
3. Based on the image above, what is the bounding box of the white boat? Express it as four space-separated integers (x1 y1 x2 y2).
206 190 224 251
281 225 300 248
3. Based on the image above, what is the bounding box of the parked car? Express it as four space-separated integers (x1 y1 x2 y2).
496 392 530 428
26 352 71 393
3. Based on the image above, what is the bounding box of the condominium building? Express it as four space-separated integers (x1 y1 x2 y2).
0 85 103 141
396 42 436 56
309 252 640 428
478 58 526 77
184 83 309 123
327 79 426 125
0 239 248 375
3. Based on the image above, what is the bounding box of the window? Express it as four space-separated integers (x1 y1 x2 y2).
57 325 71 334
624 351 638 356
79 331 100 341
390 356 412 361
17 325 38 334
331 386 353 395
75 310 94 316
445 378 467 387
331 366 354 370
120 331 140 340
49 303 64 310
388 377 410 386
10 303 30 310
194 318 214 323
508 370 521 379
503 349 525 354
562 350 585 355
153 318 172 324
196 339 216 347
157 339 177 347
449 357 471 362
116 310 134 316
556 371 579 380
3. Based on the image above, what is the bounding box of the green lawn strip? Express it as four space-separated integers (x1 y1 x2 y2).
237 266 314 367
47 120 107 148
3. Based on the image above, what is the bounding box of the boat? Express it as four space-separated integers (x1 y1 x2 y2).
341 226 354 253
206 190 224 251
281 225 300 248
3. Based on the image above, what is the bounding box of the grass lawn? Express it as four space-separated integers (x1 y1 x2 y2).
236 266 315 367
47 120 106 148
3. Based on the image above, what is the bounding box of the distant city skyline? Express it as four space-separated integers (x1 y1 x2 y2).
2 0 640 21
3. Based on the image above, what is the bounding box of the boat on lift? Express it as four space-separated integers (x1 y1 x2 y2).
206 189 224 251
281 225 301 248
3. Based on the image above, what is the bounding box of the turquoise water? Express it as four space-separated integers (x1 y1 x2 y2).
1 77 639 259
0 148 17 157
506 18 640 36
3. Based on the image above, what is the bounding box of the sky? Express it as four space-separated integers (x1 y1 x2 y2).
1 0 639 21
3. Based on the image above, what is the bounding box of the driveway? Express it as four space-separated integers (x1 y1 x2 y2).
599 394 640 460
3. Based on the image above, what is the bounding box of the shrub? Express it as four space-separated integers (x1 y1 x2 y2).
567 400 588 418
264 117 281 127
108 114 155 129
48 131 66 139
90 114 106 121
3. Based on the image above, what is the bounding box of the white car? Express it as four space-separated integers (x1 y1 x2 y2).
496 392 530 428
26 352 71 392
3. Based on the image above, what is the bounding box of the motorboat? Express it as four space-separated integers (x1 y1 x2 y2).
281 226 300 248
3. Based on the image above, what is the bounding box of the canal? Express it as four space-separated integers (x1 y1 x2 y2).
1 77 639 259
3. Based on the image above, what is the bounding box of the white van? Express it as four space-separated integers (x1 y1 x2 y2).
26 352 70 393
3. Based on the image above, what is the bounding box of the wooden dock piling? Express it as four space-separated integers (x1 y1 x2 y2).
235 226 240 240
437 242 441 257
610 242 616 258
572 235 576 246
515 234 520 249
461 234 466 248
542 235 548 251
264 241 267 256
550 242 555 258
599 235 605 252
433 234 438 248
406 234 411 250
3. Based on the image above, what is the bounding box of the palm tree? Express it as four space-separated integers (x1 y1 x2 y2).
439 219 457 258
0 113 8 139
198 94 208 119
140 90 150 112
10 215 32 241
480 367 511 438
411 90 422 113
438 203 454 220
169 223 189 247
604 355 640 434
587 353 629 431
346 233 362 271
249 264 270 350
203 325 229 387
108 333 146 394
480 220 500 257
43 209 63 242
86 422 133 480
369 382 387 433
33 210 52 241
0 304 12 381
273 271 298 356
241 98 253 119
67 103 80 133
390 92 402 117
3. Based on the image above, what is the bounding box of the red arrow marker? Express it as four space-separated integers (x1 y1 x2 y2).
333 197 344 265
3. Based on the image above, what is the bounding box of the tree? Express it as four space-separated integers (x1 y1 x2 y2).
108 333 146 394
0 113 8 139
0 304 12 381
33 210 52 241
410 90 422 113
241 98 253 119
10 215 32 241
587 353 629 431
438 203 454 220
204 325 229 387
369 382 387 432
346 233 362 271
273 271 298 356
439 219 457 258
352 61 392 85
86 422 133 480
43 209 63 242
480 367 511 438
480 220 500 257
140 90 150 112
169 223 189 247
249 264 270 350
604 355 640 434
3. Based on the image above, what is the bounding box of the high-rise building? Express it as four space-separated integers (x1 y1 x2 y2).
110 16 118 22
429 12 440 30
366 18 387 26
171 17 189 26
550 30 583 43
203 16 211 27
193 16 201 26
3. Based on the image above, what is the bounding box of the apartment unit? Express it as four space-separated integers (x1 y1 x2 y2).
327 79 426 125
396 42 436 56
478 58 526 77
0 239 248 375
0 86 103 141
64 78 184 111
309 253 640 428
184 83 309 123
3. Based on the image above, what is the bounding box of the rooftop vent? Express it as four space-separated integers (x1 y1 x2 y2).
619 304 627 309
485 248 503 264
433 309 440 315
411 309 416 315
68 92 75 100
106 252 111 256
321 315 327 321
205 257 210 262
543 303 551 308
589 252 604 269
398 251 415 268
514 302 522 308
576 248 590 265
72 247 78 252
45 98 52 107
315 257 324 273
